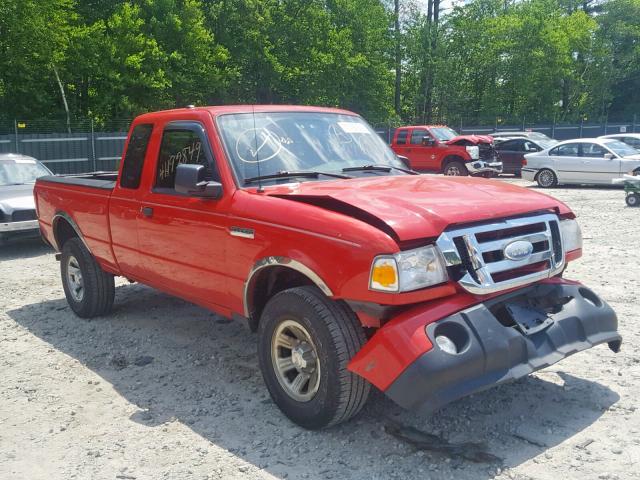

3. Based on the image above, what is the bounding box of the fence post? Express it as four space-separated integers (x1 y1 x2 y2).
90 118 97 171
633 114 637 133
13 119 19 153
522 116 526 131
551 116 556 139
603 116 608 136
579 118 584 138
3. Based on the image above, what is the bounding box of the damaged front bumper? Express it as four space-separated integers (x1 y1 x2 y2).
349 280 620 414
467 159 503 175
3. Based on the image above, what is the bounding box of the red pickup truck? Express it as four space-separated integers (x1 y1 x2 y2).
391 125 503 176
35 106 620 429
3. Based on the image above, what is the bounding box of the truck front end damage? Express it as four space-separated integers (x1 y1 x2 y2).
349 279 620 413
349 211 621 413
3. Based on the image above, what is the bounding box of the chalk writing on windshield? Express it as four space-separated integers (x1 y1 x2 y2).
235 127 290 164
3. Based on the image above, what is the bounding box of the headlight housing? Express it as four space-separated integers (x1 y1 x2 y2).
370 245 448 293
465 146 479 160
560 218 582 253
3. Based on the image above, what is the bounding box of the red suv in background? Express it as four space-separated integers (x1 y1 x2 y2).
391 125 502 176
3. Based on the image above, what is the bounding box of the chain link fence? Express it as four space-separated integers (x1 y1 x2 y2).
1 115 639 174
0 118 132 174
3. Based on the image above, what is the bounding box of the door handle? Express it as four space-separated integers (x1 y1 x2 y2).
141 206 154 218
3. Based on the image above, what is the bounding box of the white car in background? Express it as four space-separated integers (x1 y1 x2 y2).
598 133 640 150
522 138 640 187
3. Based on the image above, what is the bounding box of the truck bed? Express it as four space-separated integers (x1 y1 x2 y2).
37 172 118 190
35 171 119 273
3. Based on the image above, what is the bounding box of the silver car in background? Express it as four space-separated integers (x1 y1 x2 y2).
0 154 52 245
598 133 640 150
522 138 640 187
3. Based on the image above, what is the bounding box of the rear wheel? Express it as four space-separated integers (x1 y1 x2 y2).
443 160 468 176
61 237 115 318
626 193 640 207
536 168 558 188
257 286 370 429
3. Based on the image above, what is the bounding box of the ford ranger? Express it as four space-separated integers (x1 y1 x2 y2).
35 106 621 429
391 125 502 176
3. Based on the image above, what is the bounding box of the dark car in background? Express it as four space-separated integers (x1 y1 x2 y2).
0 154 52 245
493 137 558 176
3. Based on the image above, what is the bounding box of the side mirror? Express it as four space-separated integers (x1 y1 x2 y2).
421 136 436 146
604 153 614 160
175 164 222 199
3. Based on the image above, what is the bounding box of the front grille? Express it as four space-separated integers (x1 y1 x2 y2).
12 209 37 222
478 143 497 161
436 213 564 294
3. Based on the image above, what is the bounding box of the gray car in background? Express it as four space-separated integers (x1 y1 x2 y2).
0 154 52 245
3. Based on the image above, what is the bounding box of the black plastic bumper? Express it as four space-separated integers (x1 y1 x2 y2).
385 282 621 413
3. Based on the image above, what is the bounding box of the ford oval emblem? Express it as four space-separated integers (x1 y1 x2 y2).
503 240 534 261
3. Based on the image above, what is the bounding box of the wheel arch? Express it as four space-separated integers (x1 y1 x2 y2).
244 257 334 329
52 211 90 253
441 155 466 171
534 166 560 183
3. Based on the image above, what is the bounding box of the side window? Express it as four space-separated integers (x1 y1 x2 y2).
624 137 640 148
580 143 606 158
508 140 525 151
120 124 153 189
396 129 409 145
155 125 216 192
523 141 539 152
410 129 429 145
551 144 579 156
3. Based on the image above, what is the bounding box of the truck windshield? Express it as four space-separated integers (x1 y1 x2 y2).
216 112 405 185
0 159 51 186
430 127 458 141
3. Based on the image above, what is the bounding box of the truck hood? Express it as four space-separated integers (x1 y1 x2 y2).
444 134 493 145
267 176 569 242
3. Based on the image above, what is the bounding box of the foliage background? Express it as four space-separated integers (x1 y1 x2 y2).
0 0 638 128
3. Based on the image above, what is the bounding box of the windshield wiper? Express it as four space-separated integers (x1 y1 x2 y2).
342 164 418 175
244 170 352 185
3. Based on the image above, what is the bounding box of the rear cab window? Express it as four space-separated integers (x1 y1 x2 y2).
120 124 153 189
395 129 409 145
153 122 218 194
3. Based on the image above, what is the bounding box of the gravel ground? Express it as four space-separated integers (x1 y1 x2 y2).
1 179 639 480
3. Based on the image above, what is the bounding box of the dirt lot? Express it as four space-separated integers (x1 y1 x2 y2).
1 179 639 480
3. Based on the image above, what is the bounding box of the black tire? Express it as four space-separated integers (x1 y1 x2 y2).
61 237 115 318
626 193 640 207
443 159 468 176
536 168 558 188
257 286 370 429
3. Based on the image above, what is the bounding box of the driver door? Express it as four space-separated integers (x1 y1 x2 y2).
578 142 621 184
405 128 441 171
135 120 232 311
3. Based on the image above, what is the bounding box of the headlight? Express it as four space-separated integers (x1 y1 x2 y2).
465 146 479 160
560 218 582 252
370 245 448 293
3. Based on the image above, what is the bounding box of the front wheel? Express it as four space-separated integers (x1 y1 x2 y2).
61 237 115 318
626 193 640 207
536 168 558 188
257 286 370 429
443 160 469 176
